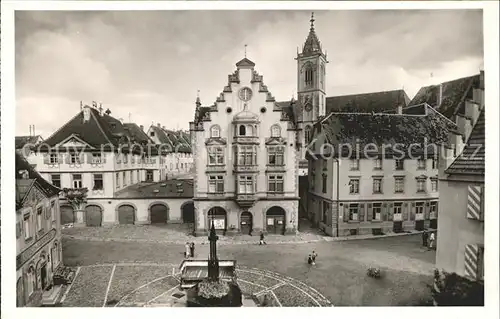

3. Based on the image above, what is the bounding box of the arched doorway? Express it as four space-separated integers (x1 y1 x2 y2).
117 205 135 225
266 206 286 235
150 203 169 224
240 212 253 235
16 277 24 307
60 205 75 225
207 206 227 235
85 205 103 227
36 255 48 291
182 201 195 223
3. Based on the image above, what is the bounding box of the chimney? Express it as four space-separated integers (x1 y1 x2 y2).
397 105 403 115
140 125 144 131
157 122 161 127
33 125 36 136
29 125 32 137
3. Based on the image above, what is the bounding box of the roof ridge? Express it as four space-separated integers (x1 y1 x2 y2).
89 108 115 146
325 89 406 99
43 109 84 144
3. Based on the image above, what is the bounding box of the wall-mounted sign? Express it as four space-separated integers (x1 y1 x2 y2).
267 218 274 226
213 219 225 229
277 220 283 225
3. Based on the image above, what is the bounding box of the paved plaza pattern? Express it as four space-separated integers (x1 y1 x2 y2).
60 263 332 307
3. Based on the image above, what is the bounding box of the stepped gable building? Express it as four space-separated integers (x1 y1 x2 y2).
307 111 456 237
27 103 195 227
16 152 62 307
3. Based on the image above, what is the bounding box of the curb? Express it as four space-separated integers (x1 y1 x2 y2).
63 231 425 245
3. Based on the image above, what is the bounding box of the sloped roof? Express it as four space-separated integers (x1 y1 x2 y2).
15 135 43 149
446 110 485 176
325 89 409 114
408 74 480 119
150 126 192 153
318 112 454 157
115 179 194 198
236 58 256 67
123 123 152 144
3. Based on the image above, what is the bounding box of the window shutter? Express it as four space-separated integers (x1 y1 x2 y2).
464 244 481 280
467 185 482 220
65 154 70 164
410 202 416 220
87 153 92 163
343 204 349 222
425 202 431 220
388 203 394 221
58 153 64 164
43 154 50 164
367 203 373 221
403 203 409 220
359 204 365 222
382 203 388 221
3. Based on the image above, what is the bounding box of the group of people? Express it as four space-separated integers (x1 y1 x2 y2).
307 251 318 265
185 242 196 258
422 230 436 250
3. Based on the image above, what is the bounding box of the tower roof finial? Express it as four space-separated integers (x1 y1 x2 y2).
244 44 248 58
310 12 315 30
196 90 201 106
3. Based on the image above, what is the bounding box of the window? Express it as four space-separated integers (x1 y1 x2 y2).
238 175 255 194
70 153 80 164
431 179 438 192
49 153 58 164
247 125 254 136
36 207 43 232
150 131 155 137
208 146 225 165
350 160 359 170
349 179 360 194
210 125 220 138
50 174 61 188
52 244 60 268
349 203 359 221
181 163 184 169
372 203 382 220
432 157 438 169
72 174 82 188
268 175 284 193
123 154 128 164
208 175 224 193
116 173 120 188
304 125 312 143
91 153 102 164
417 159 426 170
374 158 382 170
373 178 382 194
322 201 329 224
239 125 246 136
416 202 424 218
395 159 404 170
430 201 438 218
26 267 35 297
394 177 404 193
271 125 281 138
322 174 327 193
417 178 426 192
93 174 103 190
267 146 284 166
146 170 154 182
24 214 31 240
237 145 256 166
305 66 314 87
123 172 127 186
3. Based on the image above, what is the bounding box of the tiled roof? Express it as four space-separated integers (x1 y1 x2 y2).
115 179 194 198
123 123 153 144
16 152 60 206
325 89 409 114
150 126 192 153
408 74 480 119
318 112 454 157
446 110 485 176
15 135 42 149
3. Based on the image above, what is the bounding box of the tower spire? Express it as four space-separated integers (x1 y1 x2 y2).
310 12 315 31
302 12 322 55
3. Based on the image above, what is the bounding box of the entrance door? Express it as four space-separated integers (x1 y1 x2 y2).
118 205 135 225
266 206 286 235
240 212 253 235
182 202 195 223
393 221 403 233
60 205 75 225
85 205 103 227
430 219 438 229
415 220 425 231
150 204 169 224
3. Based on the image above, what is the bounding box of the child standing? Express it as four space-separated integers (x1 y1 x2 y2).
259 231 267 245
185 242 191 258
311 251 318 265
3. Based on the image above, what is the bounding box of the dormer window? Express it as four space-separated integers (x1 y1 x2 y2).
150 131 155 137
271 125 281 138
210 125 221 138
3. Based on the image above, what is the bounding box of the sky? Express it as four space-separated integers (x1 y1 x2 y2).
15 9 484 137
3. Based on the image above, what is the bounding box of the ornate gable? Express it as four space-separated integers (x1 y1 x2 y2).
20 182 49 209
57 134 94 149
205 137 228 146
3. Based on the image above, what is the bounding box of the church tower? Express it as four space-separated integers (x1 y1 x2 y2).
296 12 328 149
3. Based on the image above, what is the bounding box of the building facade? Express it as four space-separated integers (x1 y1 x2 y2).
16 153 62 307
190 57 300 236
435 75 485 280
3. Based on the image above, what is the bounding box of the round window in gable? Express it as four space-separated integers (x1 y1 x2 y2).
260 107 267 113
226 107 232 114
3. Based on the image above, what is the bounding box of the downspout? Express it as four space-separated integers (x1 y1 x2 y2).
334 158 340 237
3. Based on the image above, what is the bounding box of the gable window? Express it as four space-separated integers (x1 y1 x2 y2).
49 153 58 164
93 174 103 190
417 178 426 193
267 146 284 166
70 153 80 164
304 125 312 143
431 178 438 192
394 177 404 193
91 153 102 164
271 125 281 138
50 174 61 188
417 159 426 170
208 146 225 165
239 125 246 136
349 203 359 221
36 207 43 233
24 214 32 240
146 170 154 182
237 145 256 166
208 175 224 193
238 175 255 194
350 159 360 170
372 203 382 220
395 159 405 170
349 179 360 194
72 174 82 188
373 178 382 194
268 175 284 193
150 131 155 137
322 173 327 193
374 158 382 170
210 125 221 138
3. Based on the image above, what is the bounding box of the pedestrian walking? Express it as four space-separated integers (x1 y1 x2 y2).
185 242 191 258
422 229 429 247
311 251 318 265
307 254 313 265
189 242 195 258
259 231 267 245
428 232 436 250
